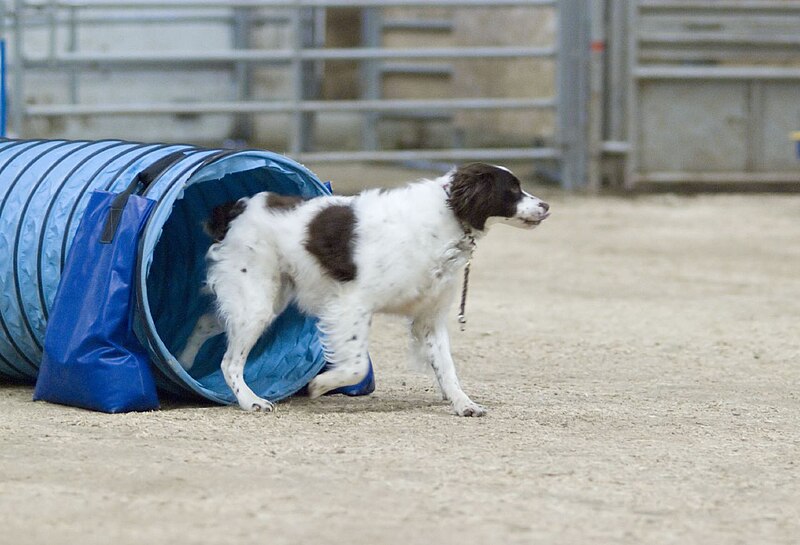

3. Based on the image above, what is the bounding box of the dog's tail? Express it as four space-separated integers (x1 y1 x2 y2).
205 200 246 242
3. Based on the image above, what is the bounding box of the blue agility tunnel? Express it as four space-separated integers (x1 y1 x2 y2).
0 138 334 404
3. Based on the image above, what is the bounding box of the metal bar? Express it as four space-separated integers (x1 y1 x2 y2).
299 6 323 152
296 147 561 163
601 141 630 154
746 81 765 172
289 3 303 155
11 0 24 136
1 39 6 138
636 172 800 184
380 62 454 76
557 0 590 189
382 19 453 31
640 33 800 47
0 0 5 139
8 13 292 26
361 6 381 151
644 14 800 25
26 1 557 8
231 6 254 142
587 0 605 192
47 0 57 63
606 0 625 143
639 0 800 14
25 97 558 116
640 49 800 63
635 66 800 80
67 6 78 103
623 0 639 189
25 45 557 67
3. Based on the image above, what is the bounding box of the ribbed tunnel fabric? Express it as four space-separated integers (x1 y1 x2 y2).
0 139 330 403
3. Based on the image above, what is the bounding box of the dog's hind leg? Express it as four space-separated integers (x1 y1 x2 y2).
220 318 275 411
178 312 225 370
411 314 486 417
307 296 372 399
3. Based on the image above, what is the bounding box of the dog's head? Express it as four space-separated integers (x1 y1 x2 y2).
447 163 550 231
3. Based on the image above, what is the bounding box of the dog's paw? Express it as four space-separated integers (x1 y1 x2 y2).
307 375 333 399
452 400 487 417
238 395 275 412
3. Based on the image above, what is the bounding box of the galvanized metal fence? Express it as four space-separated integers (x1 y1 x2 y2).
614 0 800 188
2 0 594 188
4 1 795 190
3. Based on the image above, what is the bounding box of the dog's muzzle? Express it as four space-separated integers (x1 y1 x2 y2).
519 199 550 226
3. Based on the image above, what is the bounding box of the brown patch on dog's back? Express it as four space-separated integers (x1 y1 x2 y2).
266 193 303 210
207 200 246 242
304 204 358 282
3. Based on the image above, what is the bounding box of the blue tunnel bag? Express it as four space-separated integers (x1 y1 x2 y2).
32 153 183 412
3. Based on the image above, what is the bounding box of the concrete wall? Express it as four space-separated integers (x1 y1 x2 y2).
451 7 557 148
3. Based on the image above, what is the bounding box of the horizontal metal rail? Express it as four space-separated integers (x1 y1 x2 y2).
14 13 291 26
27 97 557 116
382 19 453 32
23 46 556 68
640 32 800 47
637 171 800 184
640 0 800 14
380 63 454 76
25 0 556 8
295 147 561 163
635 66 800 80
601 141 630 154
639 50 800 63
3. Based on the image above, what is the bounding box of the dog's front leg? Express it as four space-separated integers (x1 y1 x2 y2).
411 315 486 417
308 298 372 399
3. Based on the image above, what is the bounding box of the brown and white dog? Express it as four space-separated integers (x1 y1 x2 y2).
179 163 550 416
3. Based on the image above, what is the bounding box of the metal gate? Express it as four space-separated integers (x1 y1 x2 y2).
610 0 800 188
1 0 593 189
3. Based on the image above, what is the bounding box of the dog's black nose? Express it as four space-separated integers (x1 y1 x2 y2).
539 201 550 212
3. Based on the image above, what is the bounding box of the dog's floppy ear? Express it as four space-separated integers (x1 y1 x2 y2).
447 163 518 231
206 200 246 242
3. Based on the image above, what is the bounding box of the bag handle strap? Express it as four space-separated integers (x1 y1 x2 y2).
100 150 187 244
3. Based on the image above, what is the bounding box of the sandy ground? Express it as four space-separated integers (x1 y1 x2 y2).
1 176 800 545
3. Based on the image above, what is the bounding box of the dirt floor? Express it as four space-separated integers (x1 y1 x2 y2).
1 170 799 544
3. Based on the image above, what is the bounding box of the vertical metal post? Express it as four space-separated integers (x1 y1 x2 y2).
289 2 304 155
607 0 626 143
746 81 765 173
588 0 606 192
298 6 320 152
0 2 5 137
623 0 638 189
557 0 590 190
360 7 381 151
12 0 24 137
1 39 7 138
68 6 78 104
48 0 57 64
231 6 253 143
